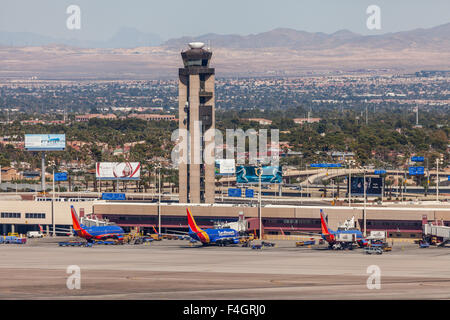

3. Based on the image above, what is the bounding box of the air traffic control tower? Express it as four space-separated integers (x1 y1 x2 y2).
178 42 215 204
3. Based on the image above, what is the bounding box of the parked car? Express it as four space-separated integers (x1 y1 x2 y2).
27 231 43 238
364 247 383 255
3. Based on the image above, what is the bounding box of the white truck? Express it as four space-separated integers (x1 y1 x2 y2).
27 231 43 238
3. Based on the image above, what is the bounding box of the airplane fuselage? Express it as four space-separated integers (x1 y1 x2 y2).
75 225 125 241
189 228 239 245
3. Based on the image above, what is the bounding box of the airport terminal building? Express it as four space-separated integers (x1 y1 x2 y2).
1 198 449 239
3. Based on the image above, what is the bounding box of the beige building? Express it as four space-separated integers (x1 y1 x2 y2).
294 118 321 124
75 114 117 122
178 42 215 204
0 200 94 235
245 118 273 125
128 114 176 121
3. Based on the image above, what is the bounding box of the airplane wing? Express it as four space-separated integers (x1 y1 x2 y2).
165 229 189 235
288 231 322 237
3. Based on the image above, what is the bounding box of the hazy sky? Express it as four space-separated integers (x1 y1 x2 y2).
1 0 449 40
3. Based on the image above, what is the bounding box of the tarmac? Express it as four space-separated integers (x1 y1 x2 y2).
0 238 449 299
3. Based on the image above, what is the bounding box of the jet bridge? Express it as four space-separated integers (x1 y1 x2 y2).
422 215 450 246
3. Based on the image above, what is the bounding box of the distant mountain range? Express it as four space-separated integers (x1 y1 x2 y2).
0 27 162 48
1 23 449 50
163 23 450 50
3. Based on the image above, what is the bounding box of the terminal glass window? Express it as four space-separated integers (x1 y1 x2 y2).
1 212 21 218
25 213 46 219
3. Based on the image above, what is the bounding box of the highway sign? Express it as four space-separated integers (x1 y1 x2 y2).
411 156 424 162
374 169 386 175
228 188 242 197
245 189 254 198
53 172 68 182
409 166 425 175
101 193 126 200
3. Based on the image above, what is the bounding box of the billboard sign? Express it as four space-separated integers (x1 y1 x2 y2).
215 159 236 175
236 166 282 184
54 172 68 182
25 134 66 151
348 177 383 196
409 166 424 175
228 188 242 197
96 162 141 180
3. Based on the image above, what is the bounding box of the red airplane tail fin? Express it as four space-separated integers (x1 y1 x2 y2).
320 209 330 235
71 206 82 231
186 208 203 233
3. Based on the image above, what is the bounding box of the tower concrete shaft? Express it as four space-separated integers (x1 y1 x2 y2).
178 43 215 204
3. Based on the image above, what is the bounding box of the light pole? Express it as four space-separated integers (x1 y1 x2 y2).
436 158 439 202
348 162 352 207
363 168 367 237
256 163 263 240
156 164 162 234
52 166 56 237
306 164 309 198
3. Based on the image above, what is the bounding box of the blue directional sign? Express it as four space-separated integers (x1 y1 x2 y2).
310 163 342 168
101 193 126 200
409 166 425 175
448 176 450 181
411 156 424 162
54 172 68 182
228 188 242 197
245 189 254 198
374 169 386 175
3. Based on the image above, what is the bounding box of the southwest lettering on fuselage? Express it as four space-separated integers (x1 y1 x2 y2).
70 206 125 242
186 208 239 245
320 209 368 247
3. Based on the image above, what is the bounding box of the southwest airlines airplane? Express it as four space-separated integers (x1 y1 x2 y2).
187 208 240 246
71 206 125 242
319 209 368 248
